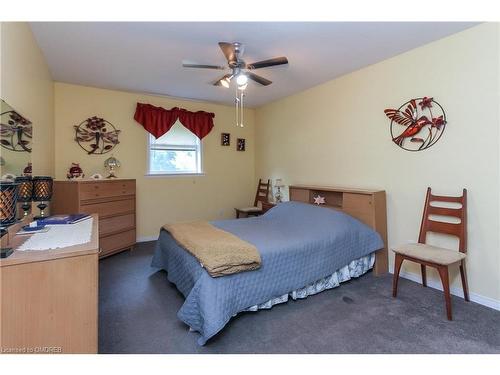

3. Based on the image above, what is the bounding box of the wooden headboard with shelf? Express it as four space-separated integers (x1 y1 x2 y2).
289 185 388 276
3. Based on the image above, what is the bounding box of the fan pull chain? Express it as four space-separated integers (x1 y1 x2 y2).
235 87 240 127
235 87 245 127
240 91 244 128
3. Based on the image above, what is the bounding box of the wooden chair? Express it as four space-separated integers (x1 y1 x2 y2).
235 179 271 219
392 187 469 320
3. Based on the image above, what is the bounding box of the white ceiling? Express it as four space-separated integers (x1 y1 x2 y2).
30 22 477 108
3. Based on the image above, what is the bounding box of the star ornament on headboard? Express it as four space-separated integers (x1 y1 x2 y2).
313 195 326 205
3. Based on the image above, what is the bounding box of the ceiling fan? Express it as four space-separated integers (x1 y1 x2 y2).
182 42 288 89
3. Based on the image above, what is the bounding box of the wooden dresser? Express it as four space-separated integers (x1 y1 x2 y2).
52 179 136 258
0 214 99 354
289 185 388 276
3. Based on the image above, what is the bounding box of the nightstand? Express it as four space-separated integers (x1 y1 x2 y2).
261 201 276 214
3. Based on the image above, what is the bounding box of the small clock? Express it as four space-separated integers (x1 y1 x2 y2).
221 132 230 146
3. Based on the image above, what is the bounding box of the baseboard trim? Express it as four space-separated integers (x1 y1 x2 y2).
137 235 158 243
391 268 500 311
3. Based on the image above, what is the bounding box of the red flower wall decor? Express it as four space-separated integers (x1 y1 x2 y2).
74 116 121 155
384 97 447 151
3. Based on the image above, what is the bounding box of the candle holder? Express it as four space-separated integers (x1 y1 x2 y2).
15 176 33 217
32 176 53 219
0 181 20 226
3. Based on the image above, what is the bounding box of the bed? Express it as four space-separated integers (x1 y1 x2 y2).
151 186 387 345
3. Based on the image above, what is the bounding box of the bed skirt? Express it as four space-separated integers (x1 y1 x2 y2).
242 252 375 313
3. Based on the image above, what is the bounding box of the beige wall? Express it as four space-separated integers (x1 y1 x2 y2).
3 21 499 306
54 83 255 239
0 22 54 176
255 23 500 305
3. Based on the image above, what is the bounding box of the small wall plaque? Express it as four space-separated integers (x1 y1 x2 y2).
237 138 245 151
221 133 230 146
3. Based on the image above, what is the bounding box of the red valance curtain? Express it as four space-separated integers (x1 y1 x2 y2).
134 103 215 140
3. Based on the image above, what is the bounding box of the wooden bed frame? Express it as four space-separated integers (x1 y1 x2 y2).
289 185 388 276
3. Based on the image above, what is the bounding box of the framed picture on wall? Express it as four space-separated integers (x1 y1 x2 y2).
237 138 245 151
221 132 230 146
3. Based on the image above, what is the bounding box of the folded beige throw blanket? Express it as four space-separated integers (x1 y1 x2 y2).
163 221 261 277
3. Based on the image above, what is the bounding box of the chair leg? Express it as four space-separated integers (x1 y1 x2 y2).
392 253 404 298
437 265 452 320
459 260 470 302
421 264 427 287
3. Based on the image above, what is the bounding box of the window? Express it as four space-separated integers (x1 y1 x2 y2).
147 121 202 175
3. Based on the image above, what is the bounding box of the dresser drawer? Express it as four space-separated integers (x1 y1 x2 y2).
99 213 135 236
80 198 135 218
80 181 135 201
100 229 136 257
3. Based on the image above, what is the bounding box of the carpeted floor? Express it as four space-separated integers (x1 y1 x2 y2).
99 241 500 354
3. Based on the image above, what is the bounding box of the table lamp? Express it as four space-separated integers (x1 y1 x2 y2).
0 181 20 226
15 176 33 217
32 176 53 218
104 156 121 178
274 178 285 203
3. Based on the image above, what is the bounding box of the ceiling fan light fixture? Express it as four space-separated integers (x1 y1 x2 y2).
237 83 247 91
221 77 230 88
236 74 248 85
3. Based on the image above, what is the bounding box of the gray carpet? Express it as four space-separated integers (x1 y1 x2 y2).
99 241 500 354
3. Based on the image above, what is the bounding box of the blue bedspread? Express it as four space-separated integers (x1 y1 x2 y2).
151 201 384 345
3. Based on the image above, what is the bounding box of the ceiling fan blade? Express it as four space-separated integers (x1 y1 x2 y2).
213 74 232 86
218 42 236 62
247 72 272 86
182 63 225 70
246 57 288 70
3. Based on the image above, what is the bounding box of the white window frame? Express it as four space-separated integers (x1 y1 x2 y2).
146 132 204 177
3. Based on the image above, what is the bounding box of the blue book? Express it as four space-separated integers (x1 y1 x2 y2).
35 214 91 225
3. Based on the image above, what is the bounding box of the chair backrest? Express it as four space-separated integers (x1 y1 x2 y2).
254 179 271 207
418 187 467 253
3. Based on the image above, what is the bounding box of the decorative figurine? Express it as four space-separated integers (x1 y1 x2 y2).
104 156 121 178
67 163 85 179
90 173 104 180
1 173 16 182
23 162 32 177
313 195 326 205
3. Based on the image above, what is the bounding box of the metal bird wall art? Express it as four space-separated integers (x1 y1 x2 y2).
384 97 447 152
